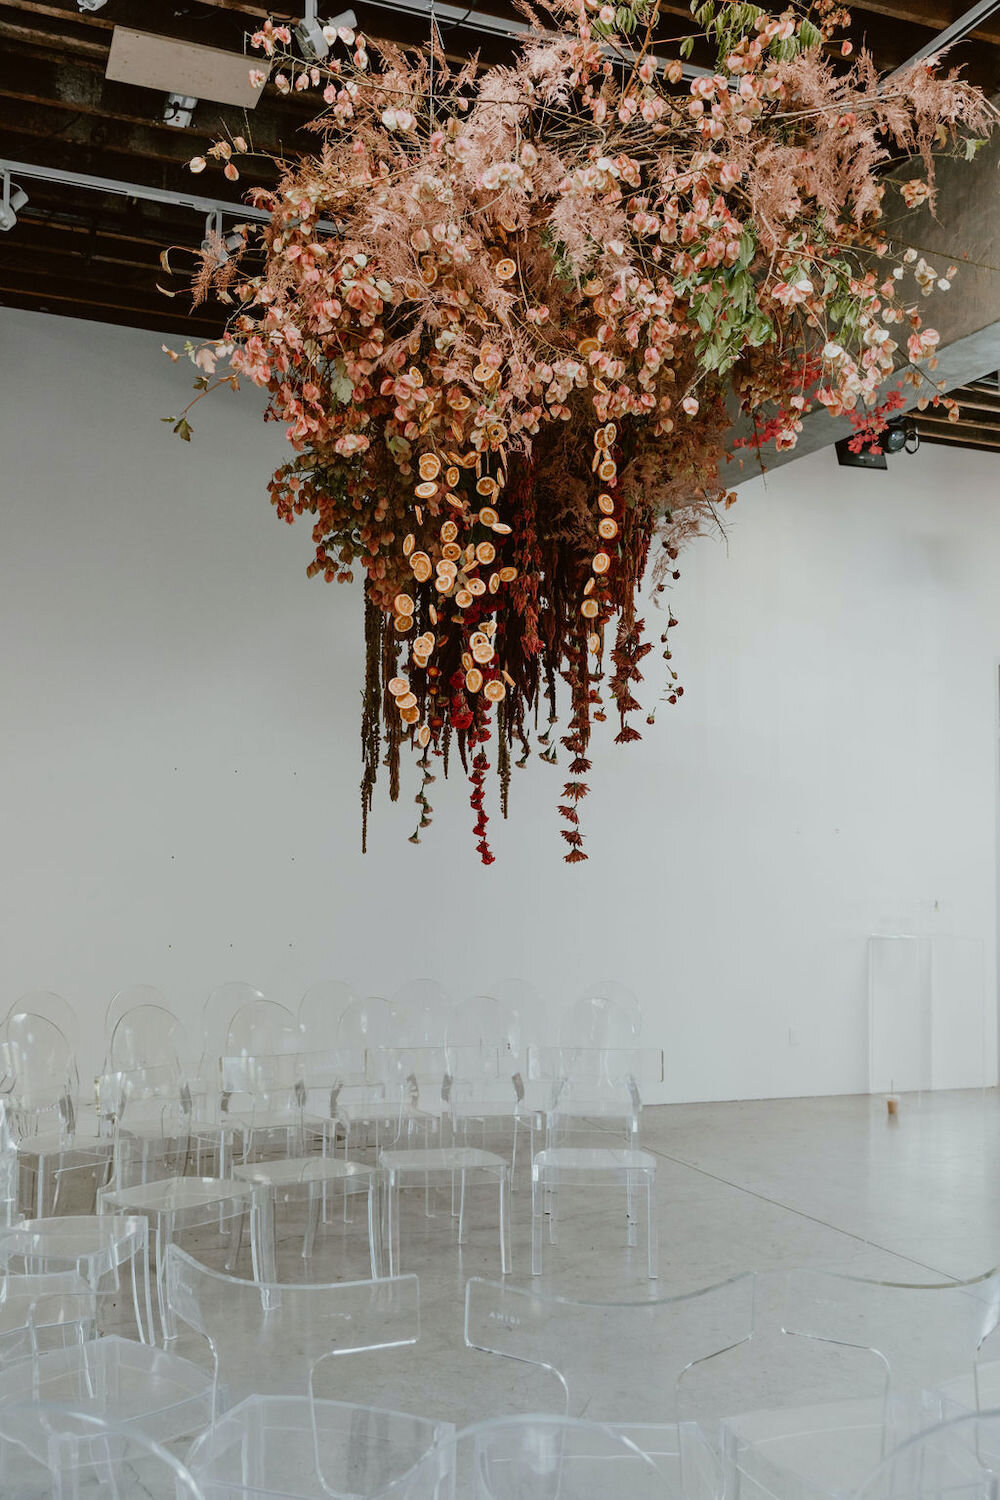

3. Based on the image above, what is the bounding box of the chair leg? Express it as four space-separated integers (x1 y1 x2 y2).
647 1174 658 1280
304 1183 320 1260
626 1172 638 1247
224 1205 244 1273
367 1180 383 1279
457 1170 467 1244
499 1168 511 1276
531 1172 543 1276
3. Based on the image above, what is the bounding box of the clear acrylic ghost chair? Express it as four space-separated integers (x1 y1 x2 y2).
190 982 268 1172
1 1008 111 1218
100 1064 194 1192
0 1213 153 1344
852 1410 1000 1500
0 1335 213 1445
0 1270 97 1367
465 1277 757 1482
232 1154 384 1282
220 998 326 1167
0 1402 206 1498
5 991 80 1061
681 1267 1000 1500
445 997 523 1162
380 1143 510 1275
165 1243 420 1416
329 999 399 1166
98 1175 259 1343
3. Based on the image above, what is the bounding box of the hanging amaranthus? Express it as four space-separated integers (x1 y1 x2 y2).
169 0 995 862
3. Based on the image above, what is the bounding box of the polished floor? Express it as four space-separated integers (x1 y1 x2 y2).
108 1087 1000 1432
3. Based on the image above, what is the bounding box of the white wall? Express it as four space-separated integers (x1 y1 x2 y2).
1 305 997 1100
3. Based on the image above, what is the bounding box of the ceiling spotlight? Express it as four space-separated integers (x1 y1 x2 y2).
163 92 197 128
835 415 918 470
0 174 27 232
201 212 247 262
296 3 357 60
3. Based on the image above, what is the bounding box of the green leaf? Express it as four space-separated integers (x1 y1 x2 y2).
798 18 821 48
695 1 715 26
679 34 694 57
964 136 986 160
173 417 193 442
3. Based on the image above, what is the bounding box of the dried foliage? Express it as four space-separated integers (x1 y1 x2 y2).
173 0 995 861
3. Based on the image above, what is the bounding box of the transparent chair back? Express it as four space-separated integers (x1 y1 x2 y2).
390 980 454 1048
488 979 551 1046
102 1064 194 1188
105 985 170 1052
2 1012 79 1142
338 996 397 1053
559 985 642 1048
5 992 79 1063
165 1243 420 1413
221 1000 305 1131
299 982 358 1051
0 1401 206 1497
107 1005 193 1074
199 982 267 1080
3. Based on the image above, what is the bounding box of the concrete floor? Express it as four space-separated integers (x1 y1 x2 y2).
111 1085 1000 1439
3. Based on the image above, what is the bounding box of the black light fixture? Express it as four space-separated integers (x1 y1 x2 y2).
836 415 919 469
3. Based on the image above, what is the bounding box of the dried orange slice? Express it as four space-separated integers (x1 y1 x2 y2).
418 454 441 481
597 459 617 482
440 520 458 543
465 668 483 693
468 578 486 596
488 572 500 594
578 337 599 357
411 554 432 583
429 604 438 625
583 577 595 596
461 651 473 671
388 677 410 697
495 258 516 280
448 391 470 411
581 598 599 619
603 423 618 445
434 577 453 594
470 632 488 649
442 543 462 562
445 466 460 487
593 427 608 451
472 363 491 384
598 493 615 515
476 476 498 498
592 552 611 575
455 589 473 608
476 541 496 565
583 278 604 296
393 593 415 616
472 642 494 664
401 704 420 724
397 692 417 711
492 522 512 535
499 566 518 583
478 506 498 527
416 724 431 748
598 517 618 540
484 679 505 702
394 614 412 631
414 480 438 500
588 632 600 652
414 633 434 654
412 653 429 672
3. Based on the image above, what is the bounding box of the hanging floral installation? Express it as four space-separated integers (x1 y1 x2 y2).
169 0 995 862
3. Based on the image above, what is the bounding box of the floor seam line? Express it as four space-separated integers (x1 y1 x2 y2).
646 1147 961 1281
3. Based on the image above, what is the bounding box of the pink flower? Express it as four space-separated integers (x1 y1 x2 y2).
681 395 699 416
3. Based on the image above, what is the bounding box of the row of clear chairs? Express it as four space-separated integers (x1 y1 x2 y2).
4 1246 1000 1496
